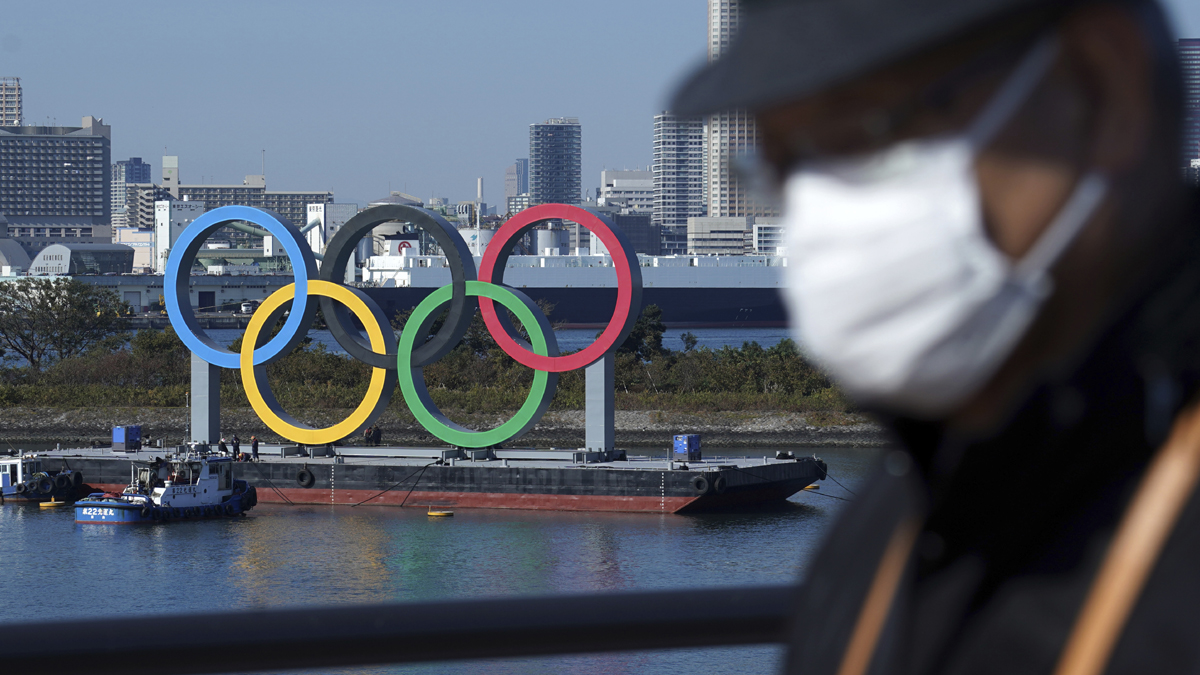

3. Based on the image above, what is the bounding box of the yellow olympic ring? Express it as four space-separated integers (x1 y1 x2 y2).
241 280 395 445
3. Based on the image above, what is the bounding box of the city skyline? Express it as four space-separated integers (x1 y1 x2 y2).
3 0 1198 209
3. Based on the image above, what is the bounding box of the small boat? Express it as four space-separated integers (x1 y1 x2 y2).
74 451 257 524
1 455 83 503
427 506 454 517
39 500 70 508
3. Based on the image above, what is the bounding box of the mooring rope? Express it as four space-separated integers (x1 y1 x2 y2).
350 460 439 508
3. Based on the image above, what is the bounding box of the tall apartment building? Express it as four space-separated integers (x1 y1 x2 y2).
1182 39 1200 167
529 118 581 205
110 157 152 228
652 112 705 227
0 116 112 254
124 156 332 230
504 158 529 200
0 77 20 126
705 1 774 221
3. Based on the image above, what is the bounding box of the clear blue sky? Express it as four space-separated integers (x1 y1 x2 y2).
3 0 1198 208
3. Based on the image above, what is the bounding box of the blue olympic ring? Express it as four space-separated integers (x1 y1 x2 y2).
165 205 318 369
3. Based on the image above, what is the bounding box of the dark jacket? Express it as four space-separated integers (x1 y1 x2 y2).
786 195 1200 675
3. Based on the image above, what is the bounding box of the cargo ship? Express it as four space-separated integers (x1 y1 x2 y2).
92 253 788 330
33 444 826 514
362 252 788 328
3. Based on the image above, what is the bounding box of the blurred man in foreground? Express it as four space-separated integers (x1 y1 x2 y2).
674 0 1198 673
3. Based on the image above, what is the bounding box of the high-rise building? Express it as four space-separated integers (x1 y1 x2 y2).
705 1 774 220
505 158 529 201
529 118 581 205
1182 39 1200 167
111 157 152 227
653 112 705 228
516 158 529 195
0 116 112 254
0 77 21 126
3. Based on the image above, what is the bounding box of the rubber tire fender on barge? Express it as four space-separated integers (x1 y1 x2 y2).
34 476 53 495
71 472 84 488
296 469 315 488
690 475 711 496
13 482 26 495
54 473 71 490
712 475 728 495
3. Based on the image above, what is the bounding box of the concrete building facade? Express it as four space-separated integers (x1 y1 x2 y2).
1182 38 1200 167
0 77 21 126
125 157 332 231
114 226 154 271
530 118 581 205
653 112 706 228
688 216 750 256
306 202 362 282
110 157 152 228
705 1 775 220
505 158 529 200
599 170 653 212
0 116 113 254
154 199 207 273
752 220 784 255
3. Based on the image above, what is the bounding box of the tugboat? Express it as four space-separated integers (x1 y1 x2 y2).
74 450 257 524
0 455 83 503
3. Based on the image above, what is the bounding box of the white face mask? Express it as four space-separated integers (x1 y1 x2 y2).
782 36 1108 418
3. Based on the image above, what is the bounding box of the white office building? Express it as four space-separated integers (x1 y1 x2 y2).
305 202 361 282
688 216 751 256
599 170 653 212
154 199 206 273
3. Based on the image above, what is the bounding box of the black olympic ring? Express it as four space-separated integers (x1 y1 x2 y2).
319 204 478 369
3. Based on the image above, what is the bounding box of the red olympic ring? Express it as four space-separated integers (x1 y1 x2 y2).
479 204 638 373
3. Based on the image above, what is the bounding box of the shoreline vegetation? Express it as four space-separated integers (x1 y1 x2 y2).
0 282 883 447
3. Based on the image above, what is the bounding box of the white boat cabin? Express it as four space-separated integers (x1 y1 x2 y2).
0 457 42 489
131 455 236 508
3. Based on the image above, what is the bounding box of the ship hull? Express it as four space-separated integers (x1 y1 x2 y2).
50 453 825 515
363 287 787 328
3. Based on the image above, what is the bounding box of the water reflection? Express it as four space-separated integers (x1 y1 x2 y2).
0 447 880 675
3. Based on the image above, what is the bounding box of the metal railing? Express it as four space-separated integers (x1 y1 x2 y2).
1 584 796 674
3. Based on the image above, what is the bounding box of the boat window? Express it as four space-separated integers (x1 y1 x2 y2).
218 463 231 490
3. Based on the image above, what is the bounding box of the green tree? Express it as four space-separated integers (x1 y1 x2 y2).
0 278 128 371
617 304 667 361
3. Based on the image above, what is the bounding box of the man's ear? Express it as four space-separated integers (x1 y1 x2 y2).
1061 4 1153 173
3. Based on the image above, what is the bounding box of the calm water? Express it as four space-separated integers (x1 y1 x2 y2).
205 326 792 355
0 446 880 675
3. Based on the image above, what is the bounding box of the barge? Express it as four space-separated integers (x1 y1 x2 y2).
28 445 826 514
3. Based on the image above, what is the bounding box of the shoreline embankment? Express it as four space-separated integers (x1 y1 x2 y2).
0 407 891 448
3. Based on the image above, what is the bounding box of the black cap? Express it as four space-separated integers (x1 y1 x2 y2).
670 0 1075 117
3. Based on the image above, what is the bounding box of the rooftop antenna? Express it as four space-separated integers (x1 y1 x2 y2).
261 149 265 178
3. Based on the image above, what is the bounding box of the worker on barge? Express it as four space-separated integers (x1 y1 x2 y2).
673 0 1199 673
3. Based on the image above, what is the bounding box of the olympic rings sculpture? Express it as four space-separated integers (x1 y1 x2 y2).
165 203 643 448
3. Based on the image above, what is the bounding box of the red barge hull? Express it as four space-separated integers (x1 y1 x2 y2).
50 449 827 515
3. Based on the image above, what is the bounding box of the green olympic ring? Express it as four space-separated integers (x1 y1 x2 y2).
397 280 560 448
